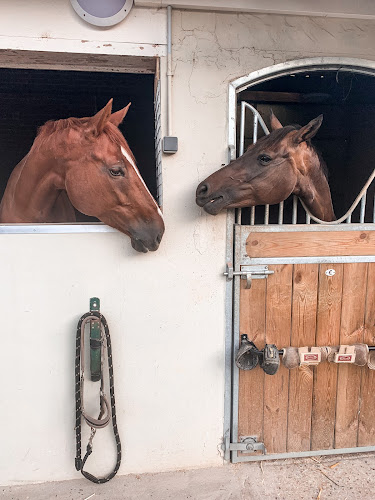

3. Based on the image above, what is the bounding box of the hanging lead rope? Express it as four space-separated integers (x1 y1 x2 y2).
75 311 121 484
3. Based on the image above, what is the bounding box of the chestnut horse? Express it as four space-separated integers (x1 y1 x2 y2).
0 99 164 252
196 113 335 222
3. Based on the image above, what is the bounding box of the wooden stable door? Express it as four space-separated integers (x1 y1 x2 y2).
236 227 375 456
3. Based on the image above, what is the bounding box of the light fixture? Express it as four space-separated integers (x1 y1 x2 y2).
70 0 134 27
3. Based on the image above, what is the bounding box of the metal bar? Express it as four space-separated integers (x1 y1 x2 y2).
228 83 237 156
240 102 269 135
166 5 173 137
306 213 311 224
264 205 269 225
239 101 246 156
230 224 242 462
278 201 284 225
0 223 116 234
232 445 375 463
223 209 235 461
241 223 375 233
250 206 255 226
292 196 298 224
373 195 375 223
346 213 352 223
236 208 242 224
242 255 375 265
253 115 258 144
360 193 367 223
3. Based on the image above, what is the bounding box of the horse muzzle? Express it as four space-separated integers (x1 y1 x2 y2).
131 236 161 253
196 182 228 215
130 221 164 253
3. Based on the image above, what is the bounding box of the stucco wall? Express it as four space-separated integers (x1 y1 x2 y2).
1 1 375 485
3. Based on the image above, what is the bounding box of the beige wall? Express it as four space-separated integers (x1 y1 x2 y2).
1 2 375 485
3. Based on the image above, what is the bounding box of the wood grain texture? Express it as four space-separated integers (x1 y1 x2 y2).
311 264 343 450
0 49 157 74
238 278 266 443
287 264 319 452
358 263 375 446
246 231 375 258
263 265 293 453
239 91 305 103
335 263 368 449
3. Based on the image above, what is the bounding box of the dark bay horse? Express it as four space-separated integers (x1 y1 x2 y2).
0 99 164 252
196 113 335 222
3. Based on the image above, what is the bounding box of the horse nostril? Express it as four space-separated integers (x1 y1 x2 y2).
197 183 209 197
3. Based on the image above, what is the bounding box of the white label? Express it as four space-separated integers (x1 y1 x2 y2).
325 269 336 277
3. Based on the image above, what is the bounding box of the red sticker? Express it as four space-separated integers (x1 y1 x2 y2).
303 354 319 361
337 355 353 362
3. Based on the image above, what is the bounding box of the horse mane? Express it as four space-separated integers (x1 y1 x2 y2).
30 116 136 163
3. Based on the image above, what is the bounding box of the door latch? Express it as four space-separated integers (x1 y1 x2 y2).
229 436 266 454
224 263 274 289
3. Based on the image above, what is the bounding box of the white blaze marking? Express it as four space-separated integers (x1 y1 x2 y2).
121 145 164 220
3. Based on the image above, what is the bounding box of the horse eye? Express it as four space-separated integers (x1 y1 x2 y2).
257 154 272 165
109 168 124 177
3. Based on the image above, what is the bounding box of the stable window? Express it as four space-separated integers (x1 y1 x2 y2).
0 51 162 233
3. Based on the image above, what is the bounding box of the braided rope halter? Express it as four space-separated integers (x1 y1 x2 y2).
75 311 121 483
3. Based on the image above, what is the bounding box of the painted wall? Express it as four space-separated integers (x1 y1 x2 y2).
1 1 375 485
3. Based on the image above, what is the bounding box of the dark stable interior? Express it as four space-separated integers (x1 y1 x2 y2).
0 67 156 222
238 70 375 224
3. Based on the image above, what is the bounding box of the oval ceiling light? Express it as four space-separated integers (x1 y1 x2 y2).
70 0 134 27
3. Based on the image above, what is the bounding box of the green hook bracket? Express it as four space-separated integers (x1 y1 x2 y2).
90 297 101 382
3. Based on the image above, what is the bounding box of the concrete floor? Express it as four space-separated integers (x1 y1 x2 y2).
2 453 375 500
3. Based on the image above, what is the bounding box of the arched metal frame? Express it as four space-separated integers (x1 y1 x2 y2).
223 57 375 462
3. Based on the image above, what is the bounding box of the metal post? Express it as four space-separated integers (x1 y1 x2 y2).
166 5 173 137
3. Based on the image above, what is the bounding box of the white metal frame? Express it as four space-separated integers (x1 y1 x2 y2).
224 57 375 463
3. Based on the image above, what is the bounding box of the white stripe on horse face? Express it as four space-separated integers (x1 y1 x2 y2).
120 145 164 220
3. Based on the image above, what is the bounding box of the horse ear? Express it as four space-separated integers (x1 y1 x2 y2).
294 115 323 144
270 110 283 131
109 102 131 127
91 99 113 135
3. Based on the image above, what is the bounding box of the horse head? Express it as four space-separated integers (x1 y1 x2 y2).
196 112 335 221
57 100 164 252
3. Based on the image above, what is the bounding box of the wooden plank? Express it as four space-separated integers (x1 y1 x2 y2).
0 49 157 74
335 263 367 449
238 278 266 442
287 264 319 452
239 91 332 104
246 231 375 258
358 262 375 446
239 91 304 103
311 264 343 450
263 265 293 453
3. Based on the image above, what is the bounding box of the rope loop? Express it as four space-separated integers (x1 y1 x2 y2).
75 311 121 484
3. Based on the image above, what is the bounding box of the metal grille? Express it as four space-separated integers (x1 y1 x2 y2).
154 78 163 207
239 102 375 226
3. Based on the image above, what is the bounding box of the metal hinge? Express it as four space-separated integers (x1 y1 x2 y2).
224 264 274 289
229 436 266 454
